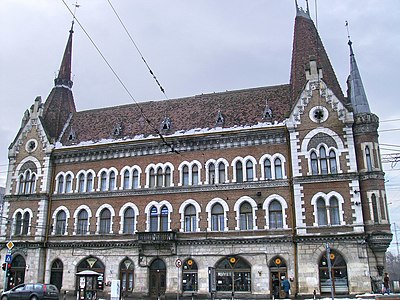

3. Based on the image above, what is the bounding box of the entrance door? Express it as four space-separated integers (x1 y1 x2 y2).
149 259 166 298
269 256 287 299
9 254 26 289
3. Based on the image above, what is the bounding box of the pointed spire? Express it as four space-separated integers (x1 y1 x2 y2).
54 22 74 89
42 23 77 141
295 0 311 19
290 6 344 106
348 39 370 114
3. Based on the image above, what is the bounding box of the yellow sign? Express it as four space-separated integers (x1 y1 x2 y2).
330 253 335 260
6 241 14 250
275 258 281 265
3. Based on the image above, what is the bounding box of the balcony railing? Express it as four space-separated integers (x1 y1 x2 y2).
137 231 176 243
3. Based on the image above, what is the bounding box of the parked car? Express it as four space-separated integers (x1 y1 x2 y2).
1 283 59 300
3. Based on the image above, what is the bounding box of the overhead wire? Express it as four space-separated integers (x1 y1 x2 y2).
60 0 179 155
106 0 168 99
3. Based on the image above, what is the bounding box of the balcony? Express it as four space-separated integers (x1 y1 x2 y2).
137 231 177 243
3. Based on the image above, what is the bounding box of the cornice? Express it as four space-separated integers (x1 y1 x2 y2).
52 128 287 164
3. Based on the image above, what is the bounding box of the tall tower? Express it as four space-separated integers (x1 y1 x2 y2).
348 39 392 280
42 23 76 142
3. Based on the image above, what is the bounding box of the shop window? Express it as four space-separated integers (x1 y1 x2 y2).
215 256 251 292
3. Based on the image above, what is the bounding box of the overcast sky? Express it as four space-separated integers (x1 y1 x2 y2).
1 0 400 253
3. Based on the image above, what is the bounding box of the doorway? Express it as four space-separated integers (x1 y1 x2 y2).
269 256 287 299
149 258 166 298
9 254 26 290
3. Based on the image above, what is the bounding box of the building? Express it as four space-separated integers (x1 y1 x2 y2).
0 187 4 217
0 4 392 299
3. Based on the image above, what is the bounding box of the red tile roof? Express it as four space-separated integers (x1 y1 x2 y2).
290 15 346 106
60 84 291 145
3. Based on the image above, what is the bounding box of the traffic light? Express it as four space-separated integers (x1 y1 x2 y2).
6 264 11 277
1 263 5 271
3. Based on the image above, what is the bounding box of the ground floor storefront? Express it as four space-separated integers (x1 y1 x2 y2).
0 238 381 299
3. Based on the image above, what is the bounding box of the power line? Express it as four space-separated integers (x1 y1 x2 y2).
106 0 168 99
60 0 178 156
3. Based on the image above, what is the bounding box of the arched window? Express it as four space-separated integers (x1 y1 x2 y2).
78 173 85 192
329 197 340 225
236 161 243 183
365 146 373 171
29 174 36 194
15 212 22 235
209 163 215 184
86 173 93 192
239 201 253 230
77 210 88 235
50 259 63 291
24 170 31 194
123 170 130 190
149 168 156 188
246 161 253 181
160 206 169 231
99 209 111 234
56 211 67 235
311 151 318 175
317 198 327 226
57 175 64 193
132 169 139 189
100 172 107 191
22 212 30 235
150 206 158 231
182 165 189 186
123 208 135 234
269 200 283 229
319 250 348 295
18 175 24 194
275 158 283 179
184 204 197 232
109 171 116 190
156 168 163 187
192 165 199 186
65 174 72 193
165 167 171 187
215 256 251 292
372 194 379 223
329 150 337 174
320 147 328 175
120 259 134 294
264 159 272 179
211 203 225 231
218 162 225 183
182 259 198 292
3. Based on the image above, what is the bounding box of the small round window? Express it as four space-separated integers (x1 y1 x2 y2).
310 106 328 123
26 139 38 153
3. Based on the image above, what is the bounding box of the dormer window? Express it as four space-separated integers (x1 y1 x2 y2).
263 99 273 120
68 129 76 141
113 123 123 136
161 117 171 131
216 111 224 127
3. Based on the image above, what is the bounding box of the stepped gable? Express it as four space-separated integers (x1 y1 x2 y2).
60 84 291 145
290 12 346 107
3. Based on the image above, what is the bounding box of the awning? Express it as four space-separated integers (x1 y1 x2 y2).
76 270 102 276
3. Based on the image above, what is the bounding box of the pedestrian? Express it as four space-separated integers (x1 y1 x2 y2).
282 277 291 298
383 272 390 295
